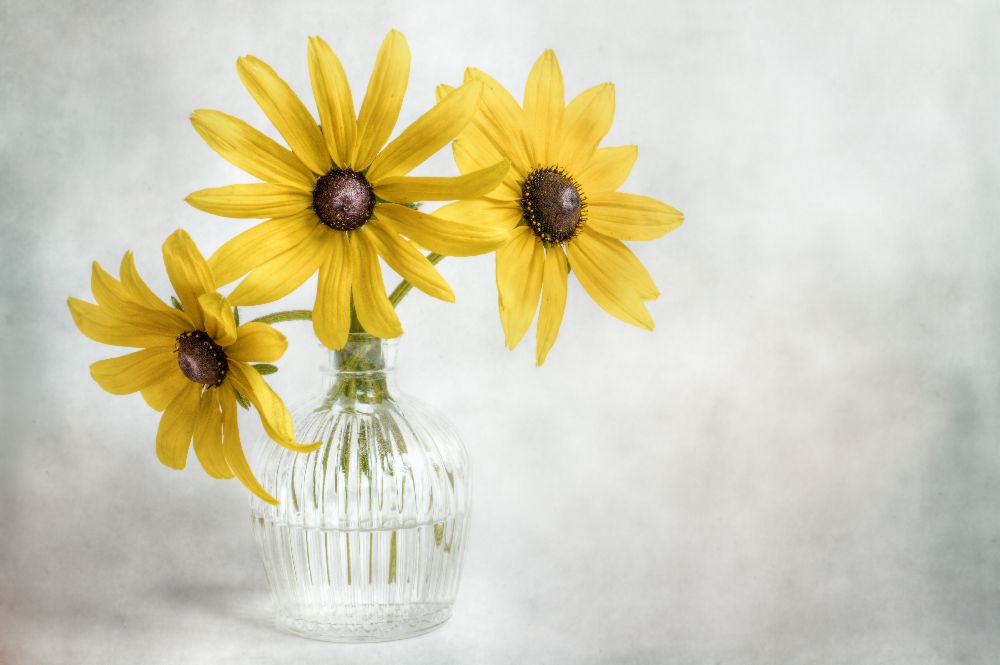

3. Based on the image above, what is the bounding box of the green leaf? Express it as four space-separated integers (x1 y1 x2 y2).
252 363 278 376
234 390 251 410
170 296 184 311
233 305 240 326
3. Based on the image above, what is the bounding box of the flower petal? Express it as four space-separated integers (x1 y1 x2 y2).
198 293 238 346
566 232 654 330
162 229 215 329
367 80 483 182
523 50 564 166
156 381 200 470
219 387 278 505
375 202 507 257
208 211 319 286
236 55 331 175
535 245 569 366
90 347 177 395
349 230 402 339
192 389 233 479
308 35 357 169
364 223 454 302
141 371 188 412
578 145 637 194
68 297 182 348
226 322 288 362
463 68 533 175
583 229 659 299
190 109 316 191
496 227 544 350
313 234 353 349
452 140 521 199
373 160 509 203
226 224 327 306
228 361 319 453
119 252 177 315
353 30 410 170
185 183 312 219
558 83 615 173
586 192 684 241
433 197 524 231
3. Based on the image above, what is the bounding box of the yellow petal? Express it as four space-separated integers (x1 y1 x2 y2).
156 381 200 470
353 30 410 170
367 80 483 182
190 109 316 191
535 245 569 366
208 211 320 286
308 36 357 169
582 229 659 299
523 50 564 166
68 297 182 348
120 252 177 315
452 140 521 199
463 68 533 174
90 260 191 334
162 229 215 328
313 234 353 349
558 83 615 173
429 197 523 231
364 223 454 302
566 233 654 330
236 55 331 175
375 202 507 257
496 227 544 349
228 361 320 453
90 260 130 309
219 388 278 505
349 230 402 339
192 389 233 479
90 347 177 395
373 160 510 203
226 224 327 306
578 145 637 194
185 183 312 219
586 192 684 241
141 371 188 412
198 293 238 346
226 322 288 362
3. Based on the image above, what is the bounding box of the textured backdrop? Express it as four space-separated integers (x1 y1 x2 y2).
2 0 999 663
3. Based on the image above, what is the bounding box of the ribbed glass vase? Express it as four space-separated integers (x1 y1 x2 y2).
249 333 471 642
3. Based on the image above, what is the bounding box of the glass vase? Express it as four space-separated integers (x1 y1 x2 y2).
249 333 471 642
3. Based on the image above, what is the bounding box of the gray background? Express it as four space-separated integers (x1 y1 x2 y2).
2 0 999 662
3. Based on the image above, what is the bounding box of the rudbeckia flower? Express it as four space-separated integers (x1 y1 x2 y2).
435 51 684 365
67 229 319 504
186 30 509 348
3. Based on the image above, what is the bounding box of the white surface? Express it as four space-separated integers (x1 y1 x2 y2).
3 0 1000 662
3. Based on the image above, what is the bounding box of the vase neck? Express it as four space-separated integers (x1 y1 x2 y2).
323 333 399 402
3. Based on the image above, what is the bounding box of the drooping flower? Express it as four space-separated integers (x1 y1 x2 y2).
435 51 684 365
185 31 509 348
67 229 319 504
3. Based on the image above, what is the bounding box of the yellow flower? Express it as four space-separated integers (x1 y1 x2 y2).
185 31 510 348
67 229 319 504
435 51 684 365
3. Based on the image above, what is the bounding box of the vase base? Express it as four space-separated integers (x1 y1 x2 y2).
274 603 454 643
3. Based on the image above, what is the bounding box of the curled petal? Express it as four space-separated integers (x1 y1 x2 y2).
226 322 288 363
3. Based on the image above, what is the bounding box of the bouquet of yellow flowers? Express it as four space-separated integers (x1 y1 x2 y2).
68 30 683 642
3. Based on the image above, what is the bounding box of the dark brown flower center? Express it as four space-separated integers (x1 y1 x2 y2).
313 169 375 231
520 167 587 243
176 330 228 386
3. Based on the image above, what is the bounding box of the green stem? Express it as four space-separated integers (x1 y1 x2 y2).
388 253 445 307
250 309 312 324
